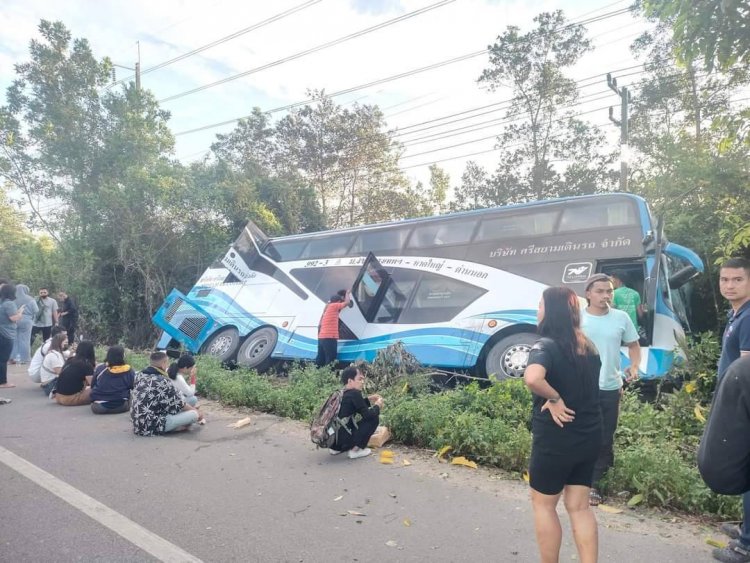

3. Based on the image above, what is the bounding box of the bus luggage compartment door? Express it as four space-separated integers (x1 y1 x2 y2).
152 289 218 353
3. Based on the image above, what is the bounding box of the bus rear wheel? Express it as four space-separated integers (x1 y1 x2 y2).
483 332 537 381
201 327 240 362
237 327 278 372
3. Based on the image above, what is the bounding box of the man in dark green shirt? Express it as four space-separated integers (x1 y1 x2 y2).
611 271 643 330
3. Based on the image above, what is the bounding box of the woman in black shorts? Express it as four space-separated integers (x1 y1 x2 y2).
524 287 602 563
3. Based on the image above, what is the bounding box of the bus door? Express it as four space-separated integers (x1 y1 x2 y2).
340 253 393 340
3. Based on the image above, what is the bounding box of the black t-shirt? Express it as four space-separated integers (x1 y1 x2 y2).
55 359 94 395
527 337 602 453
698 355 750 495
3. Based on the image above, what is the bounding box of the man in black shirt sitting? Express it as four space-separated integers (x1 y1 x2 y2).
330 366 383 460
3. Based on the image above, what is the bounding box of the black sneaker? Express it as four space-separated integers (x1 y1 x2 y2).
713 541 750 562
722 523 743 541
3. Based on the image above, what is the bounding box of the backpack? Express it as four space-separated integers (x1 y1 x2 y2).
310 389 351 448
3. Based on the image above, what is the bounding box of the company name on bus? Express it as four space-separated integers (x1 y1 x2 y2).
489 236 632 258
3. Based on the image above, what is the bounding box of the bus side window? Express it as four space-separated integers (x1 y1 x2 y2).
399 273 486 324
407 219 477 249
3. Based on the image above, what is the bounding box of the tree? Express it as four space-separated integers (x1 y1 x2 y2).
643 0 750 71
427 164 450 215
478 10 616 203
452 161 490 211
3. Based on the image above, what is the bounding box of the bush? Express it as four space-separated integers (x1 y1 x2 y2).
187 335 741 520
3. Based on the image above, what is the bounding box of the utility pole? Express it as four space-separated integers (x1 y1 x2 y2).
607 73 631 192
111 41 141 91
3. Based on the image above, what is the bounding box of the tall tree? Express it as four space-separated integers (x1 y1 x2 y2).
427 164 450 215
478 10 616 203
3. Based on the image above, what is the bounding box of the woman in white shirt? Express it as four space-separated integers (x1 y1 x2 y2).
167 354 198 406
41 332 68 397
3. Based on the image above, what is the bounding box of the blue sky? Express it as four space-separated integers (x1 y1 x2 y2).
1 0 647 186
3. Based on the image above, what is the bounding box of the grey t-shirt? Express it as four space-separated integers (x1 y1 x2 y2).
33 297 58 327
0 300 17 339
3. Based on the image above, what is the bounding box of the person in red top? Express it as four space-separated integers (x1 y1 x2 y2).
316 290 351 367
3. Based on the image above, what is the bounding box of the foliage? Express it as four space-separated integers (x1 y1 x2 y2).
643 0 750 72
464 10 616 206
669 331 721 403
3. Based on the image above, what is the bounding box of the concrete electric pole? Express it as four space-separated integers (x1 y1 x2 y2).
607 73 631 192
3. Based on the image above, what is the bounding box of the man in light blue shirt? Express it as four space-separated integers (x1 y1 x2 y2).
580 273 641 506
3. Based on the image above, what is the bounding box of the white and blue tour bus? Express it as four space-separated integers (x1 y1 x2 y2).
153 193 703 380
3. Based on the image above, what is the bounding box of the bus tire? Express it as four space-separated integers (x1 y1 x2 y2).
483 332 537 381
201 327 240 362
237 327 278 372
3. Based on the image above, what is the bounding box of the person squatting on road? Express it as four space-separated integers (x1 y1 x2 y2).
329 366 383 460
316 289 351 367
580 273 641 506
0 283 25 388
524 286 602 563
90 345 136 414
167 354 199 406
40 332 68 397
131 351 203 436
54 340 96 406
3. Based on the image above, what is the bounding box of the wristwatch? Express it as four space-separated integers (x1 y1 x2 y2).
548 395 561 404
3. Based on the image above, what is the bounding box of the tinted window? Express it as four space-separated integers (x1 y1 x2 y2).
371 269 420 324
290 266 361 301
399 273 486 324
558 201 637 232
354 262 389 320
407 219 477 249
300 234 354 260
350 227 411 255
265 239 308 262
475 210 558 242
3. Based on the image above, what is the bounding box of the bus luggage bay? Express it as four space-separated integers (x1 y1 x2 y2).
152 193 703 380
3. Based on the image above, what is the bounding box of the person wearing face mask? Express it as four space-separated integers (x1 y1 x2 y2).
580 273 641 507
31 288 58 346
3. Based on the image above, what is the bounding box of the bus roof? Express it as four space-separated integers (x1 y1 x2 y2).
267 192 647 242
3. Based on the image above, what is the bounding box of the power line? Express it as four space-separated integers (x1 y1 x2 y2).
172 6 636 135
110 0 324 88
158 0 457 103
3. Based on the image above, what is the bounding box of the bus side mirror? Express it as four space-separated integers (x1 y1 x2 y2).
668 266 698 289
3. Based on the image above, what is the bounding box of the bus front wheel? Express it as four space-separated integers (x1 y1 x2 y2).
237 327 278 372
483 332 537 381
201 327 240 362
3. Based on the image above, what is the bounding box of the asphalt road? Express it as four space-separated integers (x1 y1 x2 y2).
0 363 716 562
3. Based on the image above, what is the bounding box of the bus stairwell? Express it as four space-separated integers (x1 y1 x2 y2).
152 289 218 353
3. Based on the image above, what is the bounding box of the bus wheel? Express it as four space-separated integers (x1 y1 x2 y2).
237 327 278 372
201 327 240 362
483 333 537 381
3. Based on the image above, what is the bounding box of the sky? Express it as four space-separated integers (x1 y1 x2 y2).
0 0 652 189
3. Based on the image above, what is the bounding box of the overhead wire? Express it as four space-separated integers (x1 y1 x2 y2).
158 0 457 103
171 5 636 132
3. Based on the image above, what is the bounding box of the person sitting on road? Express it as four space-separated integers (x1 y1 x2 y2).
40 332 68 397
329 366 383 460
54 341 96 406
28 326 65 384
90 345 136 414
131 351 203 436
167 354 199 407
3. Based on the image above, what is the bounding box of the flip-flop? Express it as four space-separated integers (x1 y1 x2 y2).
589 489 602 506
0 383 16 389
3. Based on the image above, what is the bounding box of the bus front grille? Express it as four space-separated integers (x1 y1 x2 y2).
164 298 183 322
178 316 209 339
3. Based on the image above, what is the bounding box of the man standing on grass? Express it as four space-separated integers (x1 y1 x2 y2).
710 257 750 563
31 288 58 345
580 273 641 507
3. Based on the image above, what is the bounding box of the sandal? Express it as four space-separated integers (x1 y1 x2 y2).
589 489 602 506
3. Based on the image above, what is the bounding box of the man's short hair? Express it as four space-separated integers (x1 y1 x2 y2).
721 257 750 274
585 273 613 292
51 325 65 337
340 366 360 385
150 351 168 364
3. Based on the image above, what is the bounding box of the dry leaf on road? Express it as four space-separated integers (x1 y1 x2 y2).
451 456 477 469
598 504 623 514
